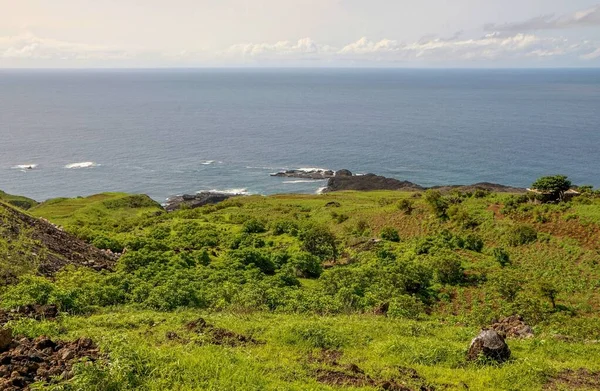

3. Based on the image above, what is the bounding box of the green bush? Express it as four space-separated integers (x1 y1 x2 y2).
429 250 464 285
388 295 425 319
424 190 449 219
380 227 400 242
299 225 338 260
463 234 484 252
397 199 414 214
242 219 266 234
505 224 538 246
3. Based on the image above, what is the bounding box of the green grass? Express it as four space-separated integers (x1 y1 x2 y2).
3 189 600 390
0 189 38 210
5 308 599 390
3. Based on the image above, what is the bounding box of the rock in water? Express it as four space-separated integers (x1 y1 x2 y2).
334 169 353 177
467 329 511 363
324 173 424 193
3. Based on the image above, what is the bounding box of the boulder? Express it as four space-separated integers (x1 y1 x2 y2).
0 329 12 352
467 329 511 363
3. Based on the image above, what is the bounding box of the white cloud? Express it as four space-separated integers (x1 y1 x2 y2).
227 38 335 57
485 5 600 32
1 31 599 67
0 32 134 61
225 33 599 64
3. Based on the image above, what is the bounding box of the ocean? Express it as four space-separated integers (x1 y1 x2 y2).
1 68 599 202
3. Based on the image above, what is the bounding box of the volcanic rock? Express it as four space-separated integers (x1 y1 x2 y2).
165 192 243 212
467 329 511 363
324 173 424 193
271 169 335 180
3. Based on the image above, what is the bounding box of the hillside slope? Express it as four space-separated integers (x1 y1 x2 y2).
0 200 117 280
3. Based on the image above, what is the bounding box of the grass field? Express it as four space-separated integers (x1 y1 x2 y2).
2 188 600 390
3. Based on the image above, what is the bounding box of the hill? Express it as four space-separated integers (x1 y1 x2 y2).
0 199 118 283
1 188 600 390
0 190 38 210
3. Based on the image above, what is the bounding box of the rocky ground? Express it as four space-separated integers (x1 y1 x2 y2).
0 332 101 390
0 202 117 276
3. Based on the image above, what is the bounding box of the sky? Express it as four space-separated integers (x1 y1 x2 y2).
1 0 600 67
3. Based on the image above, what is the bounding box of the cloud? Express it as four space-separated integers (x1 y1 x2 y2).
485 5 600 32
226 34 599 64
227 38 335 58
1 31 599 67
0 32 134 61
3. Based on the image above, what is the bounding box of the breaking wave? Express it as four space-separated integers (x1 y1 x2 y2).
12 164 38 170
64 162 99 169
198 188 250 195
283 179 327 184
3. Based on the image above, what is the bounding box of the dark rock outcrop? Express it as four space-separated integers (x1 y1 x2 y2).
467 329 511 363
271 169 335 180
0 335 101 390
165 192 242 212
334 169 353 177
324 173 424 193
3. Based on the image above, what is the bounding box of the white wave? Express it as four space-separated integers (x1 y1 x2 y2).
246 166 289 171
198 188 250 195
200 160 215 165
297 167 332 173
316 187 328 194
283 179 327 184
12 164 38 170
64 161 99 169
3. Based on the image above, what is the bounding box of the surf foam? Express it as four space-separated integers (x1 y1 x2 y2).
64 162 99 169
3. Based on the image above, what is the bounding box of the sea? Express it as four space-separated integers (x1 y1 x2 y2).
1 68 599 202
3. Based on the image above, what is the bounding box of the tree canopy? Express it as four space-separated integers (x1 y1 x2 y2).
531 175 572 201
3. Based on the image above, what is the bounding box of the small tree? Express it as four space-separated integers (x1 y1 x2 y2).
299 225 338 261
531 175 572 202
424 190 449 219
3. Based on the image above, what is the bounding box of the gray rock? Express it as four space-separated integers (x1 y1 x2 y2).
324 173 424 193
165 192 242 212
467 329 511 363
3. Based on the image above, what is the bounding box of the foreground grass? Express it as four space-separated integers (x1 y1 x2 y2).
7 308 600 391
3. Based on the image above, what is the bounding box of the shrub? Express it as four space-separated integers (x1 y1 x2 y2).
380 227 400 242
242 219 266 234
429 251 464 285
397 199 414 214
388 295 425 319
492 247 511 267
463 234 484 252
424 190 449 219
290 253 323 278
299 225 338 260
227 248 275 274
505 224 537 246
271 219 298 236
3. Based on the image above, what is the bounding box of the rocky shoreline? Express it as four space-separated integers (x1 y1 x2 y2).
270 169 335 180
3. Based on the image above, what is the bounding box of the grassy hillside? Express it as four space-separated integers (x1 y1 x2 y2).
2 188 600 390
0 189 38 210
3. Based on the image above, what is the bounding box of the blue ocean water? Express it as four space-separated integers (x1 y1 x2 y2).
1 68 599 202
